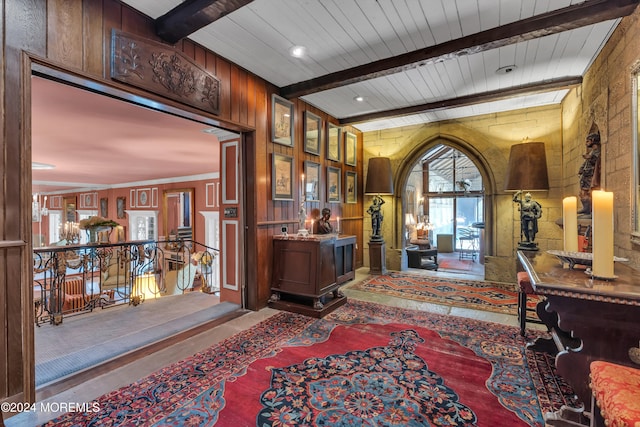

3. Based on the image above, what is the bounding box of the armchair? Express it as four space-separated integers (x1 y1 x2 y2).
163 262 198 295
406 246 438 270
101 250 131 291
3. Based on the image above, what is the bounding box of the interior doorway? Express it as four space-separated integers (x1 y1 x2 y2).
30 70 239 392
404 144 485 274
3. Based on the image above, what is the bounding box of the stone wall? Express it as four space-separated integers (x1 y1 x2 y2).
562 6 640 268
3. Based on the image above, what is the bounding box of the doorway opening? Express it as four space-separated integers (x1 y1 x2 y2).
30 71 243 393
404 144 485 275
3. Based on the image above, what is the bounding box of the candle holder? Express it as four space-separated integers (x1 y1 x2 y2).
297 197 309 237
60 221 80 244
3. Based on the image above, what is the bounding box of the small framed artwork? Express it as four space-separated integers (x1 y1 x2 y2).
346 171 357 204
304 111 322 155
272 153 294 200
137 188 151 208
64 197 76 223
327 166 341 203
117 197 126 219
345 131 357 166
272 94 294 147
100 198 108 217
327 123 342 161
304 161 321 201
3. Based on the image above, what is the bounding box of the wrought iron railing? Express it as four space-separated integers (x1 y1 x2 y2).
33 239 219 326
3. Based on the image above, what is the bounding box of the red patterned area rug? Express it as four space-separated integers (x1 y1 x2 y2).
439 258 474 270
350 271 541 316
43 300 576 427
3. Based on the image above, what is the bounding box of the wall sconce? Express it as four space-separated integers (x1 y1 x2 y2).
32 193 48 223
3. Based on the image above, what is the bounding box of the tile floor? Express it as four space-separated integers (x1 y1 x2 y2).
6 260 531 426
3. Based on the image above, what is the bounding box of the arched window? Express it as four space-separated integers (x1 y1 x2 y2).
405 145 484 253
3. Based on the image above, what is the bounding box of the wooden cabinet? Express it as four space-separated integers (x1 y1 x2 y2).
269 234 355 317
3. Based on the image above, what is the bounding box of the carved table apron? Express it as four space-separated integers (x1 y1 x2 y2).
517 250 640 416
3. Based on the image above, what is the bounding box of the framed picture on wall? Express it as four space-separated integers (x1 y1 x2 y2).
100 198 108 217
327 123 341 161
117 197 126 219
345 131 357 166
346 171 357 204
137 188 151 208
64 197 76 223
304 161 321 201
327 166 341 203
272 94 294 147
272 153 294 200
304 111 321 155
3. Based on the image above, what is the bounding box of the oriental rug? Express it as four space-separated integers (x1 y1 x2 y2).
42 300 576 427
349 271 541 316
439 258 474 270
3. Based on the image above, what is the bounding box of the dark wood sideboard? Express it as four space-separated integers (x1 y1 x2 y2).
269 234 356 317
517 250 640 425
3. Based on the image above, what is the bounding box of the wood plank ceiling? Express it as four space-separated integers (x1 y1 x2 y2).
121 0 638 131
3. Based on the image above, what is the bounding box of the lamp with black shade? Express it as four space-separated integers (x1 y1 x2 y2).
504 142 549 251
365 157 394 274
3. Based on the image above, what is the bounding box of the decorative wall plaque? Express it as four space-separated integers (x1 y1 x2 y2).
111 29 220 115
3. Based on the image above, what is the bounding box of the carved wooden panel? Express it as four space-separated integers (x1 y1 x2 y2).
111 30 220 115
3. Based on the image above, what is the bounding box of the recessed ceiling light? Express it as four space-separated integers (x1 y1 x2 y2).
354 95 364 102
32 162 55 170
289 45 307 58
496 65 517 75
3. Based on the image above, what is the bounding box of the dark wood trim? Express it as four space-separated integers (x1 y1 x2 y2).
156 0 255 44
281 0 636 99
30 58 250 134
111 30 221 115
339 76 582 125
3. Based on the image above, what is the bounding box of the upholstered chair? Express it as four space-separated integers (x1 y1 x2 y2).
101 250 131 291
163 262 198 295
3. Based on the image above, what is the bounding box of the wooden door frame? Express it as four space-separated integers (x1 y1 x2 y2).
21 55 254 400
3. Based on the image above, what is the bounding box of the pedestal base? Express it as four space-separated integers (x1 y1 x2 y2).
269 293 347 318
369 240 387 275
517 241 539 251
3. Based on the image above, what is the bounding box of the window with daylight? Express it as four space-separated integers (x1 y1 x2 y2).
404 145 484 251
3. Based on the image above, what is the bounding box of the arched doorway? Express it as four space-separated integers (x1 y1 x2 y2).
401 140 491 274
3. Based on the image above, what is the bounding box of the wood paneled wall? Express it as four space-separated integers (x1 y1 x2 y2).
0 0 363 404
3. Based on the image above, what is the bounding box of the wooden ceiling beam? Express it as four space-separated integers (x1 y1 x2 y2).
156 0 254 44
339 76 582 125
282 0 637 99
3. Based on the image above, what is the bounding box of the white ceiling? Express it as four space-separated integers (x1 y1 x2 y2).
121 0 622 131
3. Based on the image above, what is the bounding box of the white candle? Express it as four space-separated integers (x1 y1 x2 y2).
563 196 578 252
592 190 614 278
336 217 340 233
311 220 314 235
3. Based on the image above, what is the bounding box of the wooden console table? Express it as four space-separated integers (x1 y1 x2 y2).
270 234 356 317
517 250 640 424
